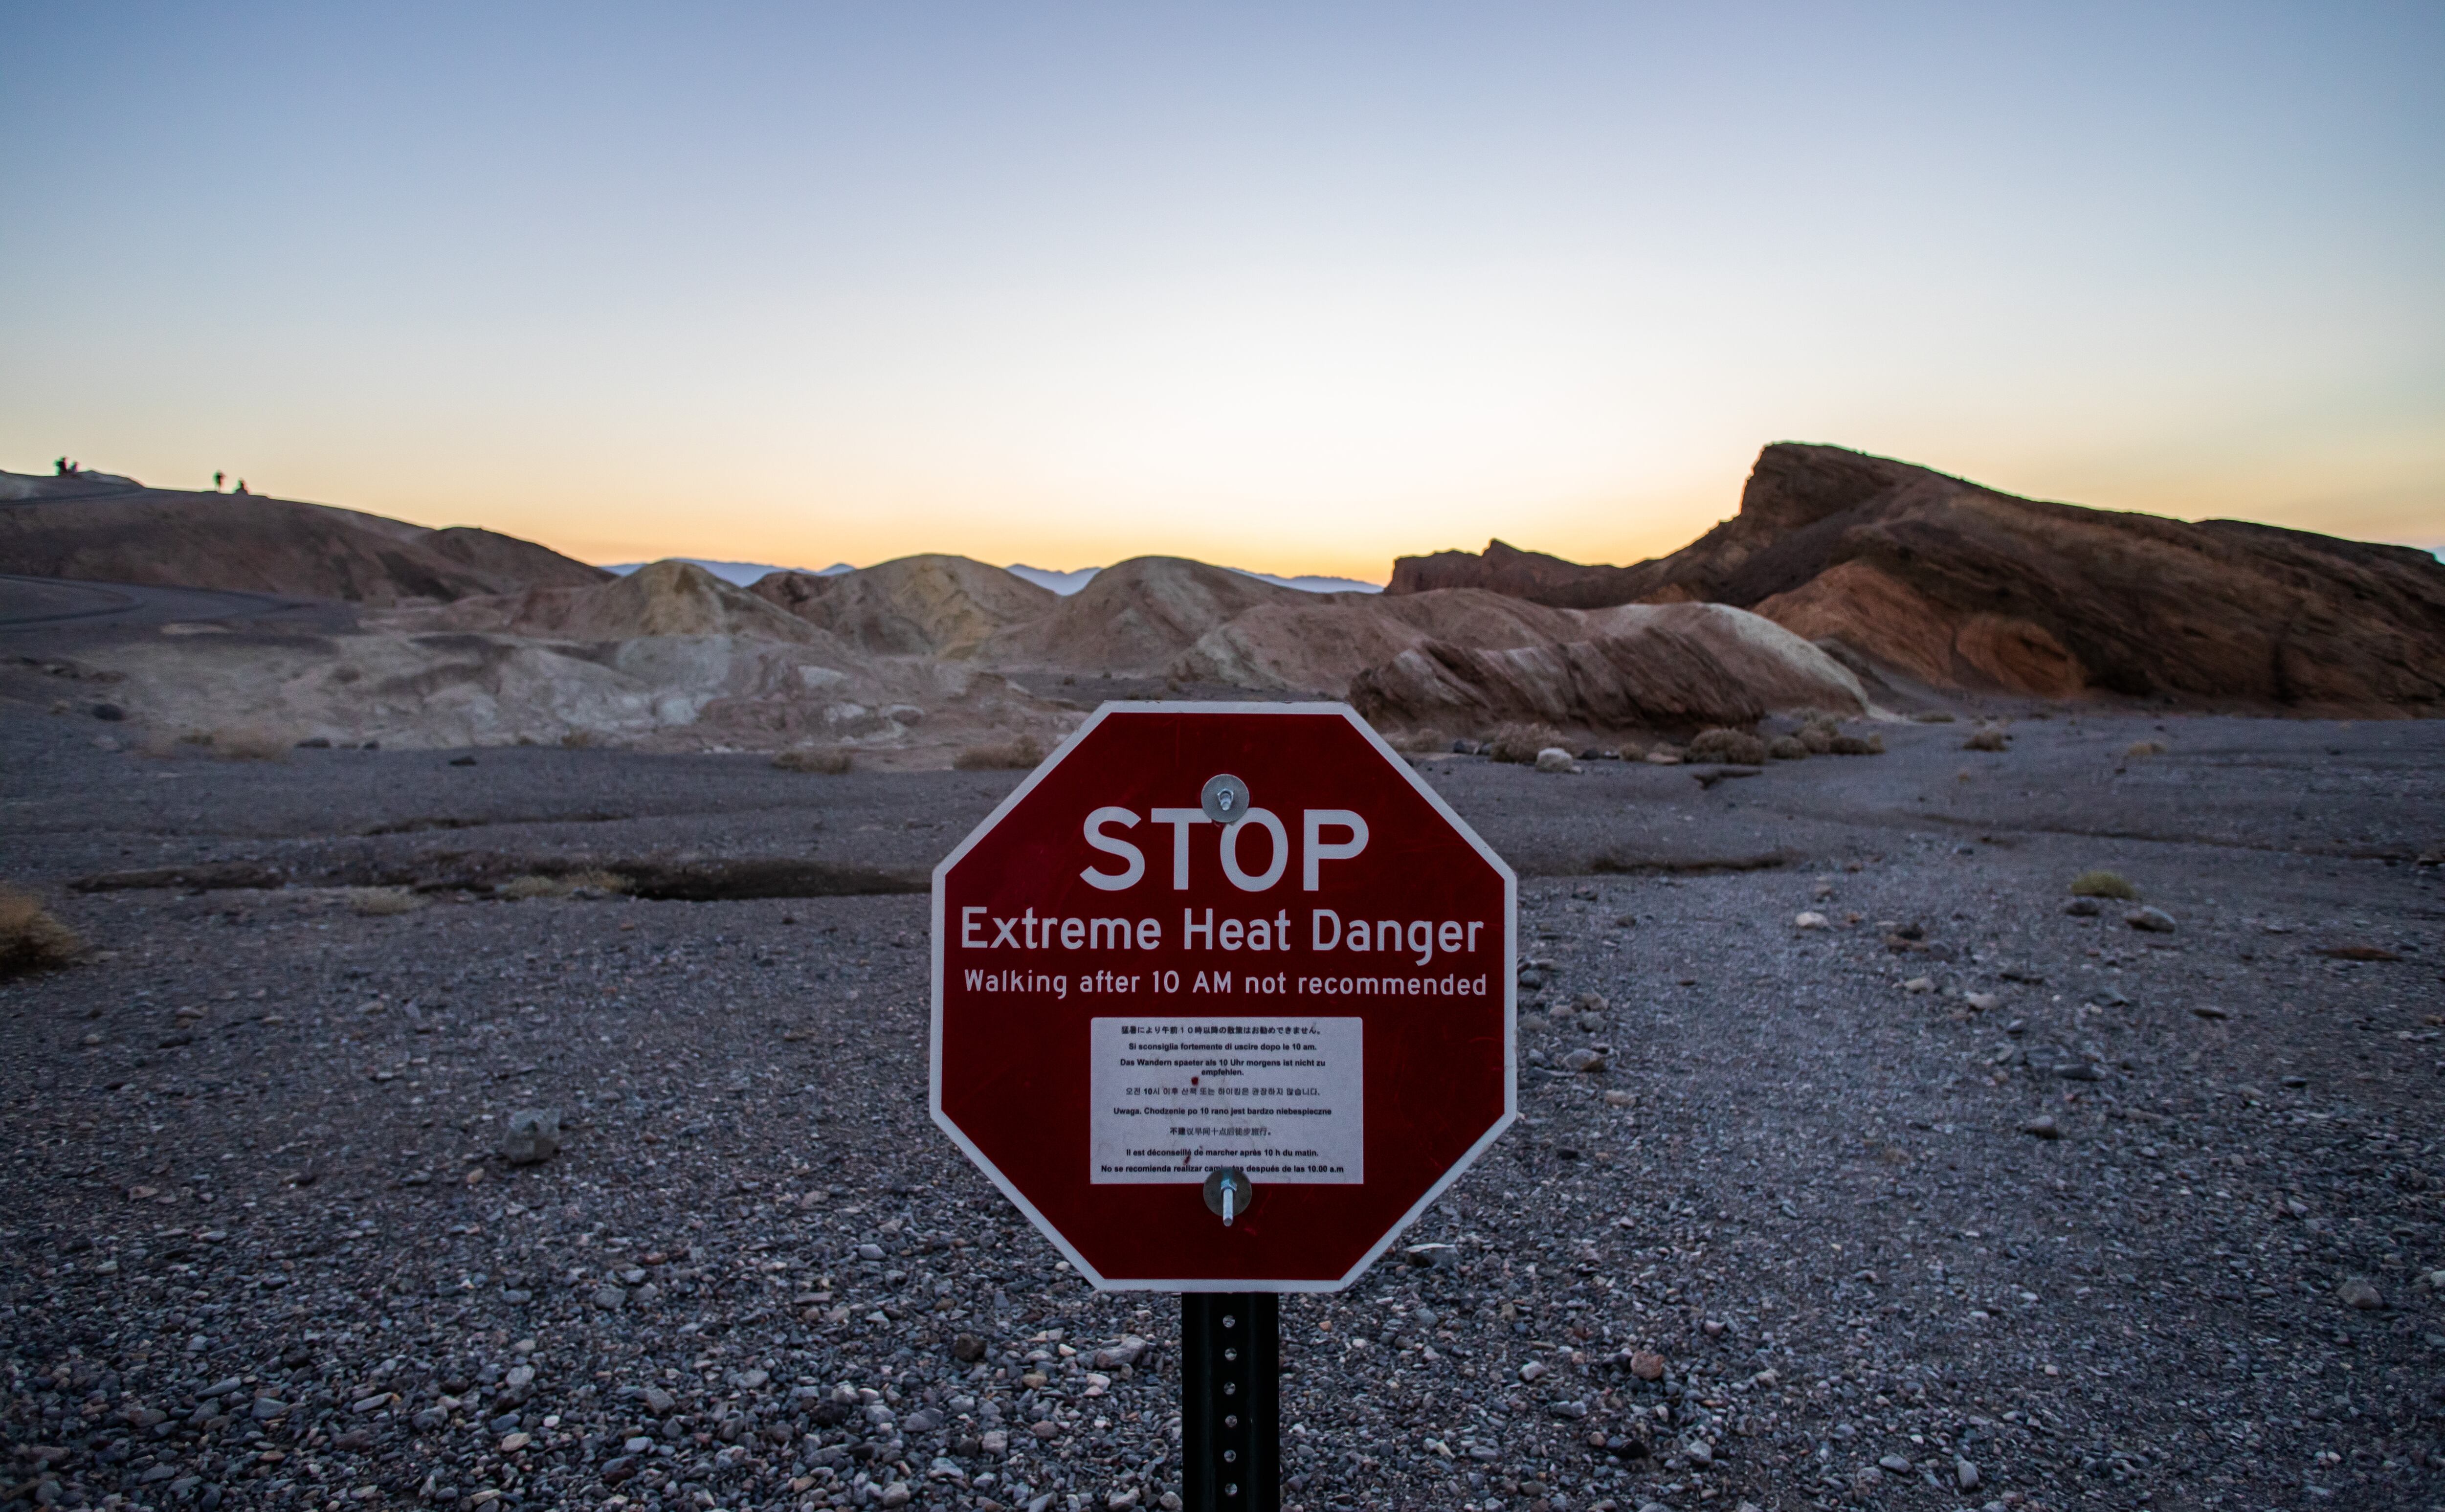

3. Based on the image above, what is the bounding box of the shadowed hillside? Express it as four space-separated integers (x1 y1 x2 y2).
1388 444 2445 713
0 471 607 605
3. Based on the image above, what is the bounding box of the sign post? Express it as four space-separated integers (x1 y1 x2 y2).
931 704 1516 1508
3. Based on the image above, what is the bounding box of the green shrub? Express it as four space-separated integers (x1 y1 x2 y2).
2068 870 2138 900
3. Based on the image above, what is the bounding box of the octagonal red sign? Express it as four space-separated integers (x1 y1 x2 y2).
931 702 1516 1290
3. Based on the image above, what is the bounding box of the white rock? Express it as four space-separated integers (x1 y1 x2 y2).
1534 747 1577 773
1794 912 1829 930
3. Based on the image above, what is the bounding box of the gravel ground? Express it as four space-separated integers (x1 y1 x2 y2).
3 708 2442 1512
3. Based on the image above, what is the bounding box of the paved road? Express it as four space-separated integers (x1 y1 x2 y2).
0 573 326 633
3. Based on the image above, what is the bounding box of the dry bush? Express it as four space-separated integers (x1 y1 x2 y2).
2069 870 2139 900
1962 728 2009 752
1797 722 1836 755
2126 739 2168 757
212 725 292 761
954 737 1047 771
1485 722 1569 764
560 730 597 749
1386 728 1452 756
1686 727 1768 765
500 869 628 900
1829 732 1886 756
0 886 81 978
347 887 424 916
1768 735 1811 761
773 747 853 775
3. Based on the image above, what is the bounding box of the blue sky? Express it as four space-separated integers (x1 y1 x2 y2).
3 2 2438 577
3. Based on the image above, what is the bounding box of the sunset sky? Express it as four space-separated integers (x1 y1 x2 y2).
4 2 2439 580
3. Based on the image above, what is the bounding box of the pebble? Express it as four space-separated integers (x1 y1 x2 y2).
1561 1048 1607 1073
2125 906 2178 933
1963 991 2001 1011
1685 1438 1713 1466
2064 897 2101 916
2336 1277 2384 1310
1793 912 1829 930
1629 1350 1666 1381
1519 1360 1548 1382
2020 1115 2062 1139
2191 1003 2230 1020
1956 1458 1980 1490
502 1108 561 1165
1901 977 1934 994
590 1284 627 1310
1878 1453 1910 1472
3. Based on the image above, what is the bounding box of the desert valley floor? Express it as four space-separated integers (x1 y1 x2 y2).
2 709 2442 1512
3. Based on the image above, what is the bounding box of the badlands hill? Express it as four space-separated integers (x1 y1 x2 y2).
1391 444 2445 714
0 469 607 604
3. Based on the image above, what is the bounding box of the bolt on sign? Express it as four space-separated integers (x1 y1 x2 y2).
931 702 1517 1290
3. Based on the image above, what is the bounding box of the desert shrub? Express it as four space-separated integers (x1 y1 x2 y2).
1388 728 1452 756
954 737 1047 771
1768 735 1810 761
206 725 291 761
2068 870 2139 900
1962 728 2009 752
1686 727 1768 765
347 887 424 916
560 730 597 749
564 868 630 894
1797 723 1835 755
2126 739 2167 757
1830 733 1886 756
1485 722 1570 764
497 875 566 901
0 887 81 978
773 747 854 774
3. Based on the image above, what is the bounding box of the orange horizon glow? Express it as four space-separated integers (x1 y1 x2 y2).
4 7 2438 579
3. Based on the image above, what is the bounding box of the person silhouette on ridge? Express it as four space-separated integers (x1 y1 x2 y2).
214 471 224 491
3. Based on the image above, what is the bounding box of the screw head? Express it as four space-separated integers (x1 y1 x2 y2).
1200 773 1250 824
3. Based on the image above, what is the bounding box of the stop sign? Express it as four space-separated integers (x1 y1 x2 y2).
931 702 1516 1290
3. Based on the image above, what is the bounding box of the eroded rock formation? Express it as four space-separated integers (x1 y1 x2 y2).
1388 444 2445 712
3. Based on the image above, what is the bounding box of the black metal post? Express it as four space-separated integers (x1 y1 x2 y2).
1180 1292 1279 1512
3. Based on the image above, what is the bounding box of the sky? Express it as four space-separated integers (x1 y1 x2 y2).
3 3 2439 581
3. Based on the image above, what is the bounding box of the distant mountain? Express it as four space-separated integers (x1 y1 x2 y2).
1005 564 1379 596
1237 569 1382 595
1005 564 1102 595
603 558 848 587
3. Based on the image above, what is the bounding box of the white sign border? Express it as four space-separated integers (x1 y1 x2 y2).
928 700 1519 1293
